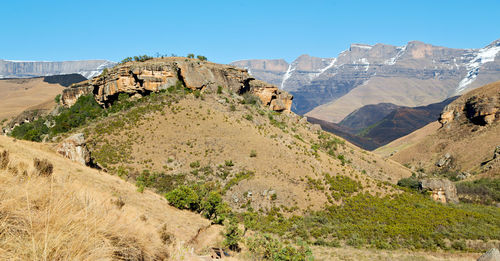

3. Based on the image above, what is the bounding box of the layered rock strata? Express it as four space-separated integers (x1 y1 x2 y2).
62 58 293 112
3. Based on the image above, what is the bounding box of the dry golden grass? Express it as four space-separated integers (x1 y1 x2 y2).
0 78 64 121
0 135 223 260
311 246 480 261
81 93 411 213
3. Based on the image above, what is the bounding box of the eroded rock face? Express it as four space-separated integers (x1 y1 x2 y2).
250 79 293 112
62 58 293 112
439 86 499 127
56 133 91 166
420 178 459 203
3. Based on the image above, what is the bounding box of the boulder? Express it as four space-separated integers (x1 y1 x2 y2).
56 133 91 166
436 153 452 167
420 178 459 203
477 248 500 261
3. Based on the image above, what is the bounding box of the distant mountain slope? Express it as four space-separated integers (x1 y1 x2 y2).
232 39 500 122
389 81 500 177
43 73 87 87
339 103 400 131
306 117 380 150
310 97 457 150
0 74 87 123
0 59 115 79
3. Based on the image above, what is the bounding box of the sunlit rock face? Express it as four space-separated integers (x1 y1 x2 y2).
62 57 293 112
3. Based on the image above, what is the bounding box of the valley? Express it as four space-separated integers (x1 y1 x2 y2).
2 57 499 260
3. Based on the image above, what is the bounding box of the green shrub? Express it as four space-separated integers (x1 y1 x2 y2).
51 95 103 135
196 55 207 61
165 183 231 224
324 174 362 199
133 54 153 62
242 192 500 250
397 177 420 190
244 114 253 121
190 161 201 168
241 93 260 105
54 94 61 104
224 160 234 167
456 178 500 204
223 218 242 251
223 171 255 192
165 185 200 211
10 118 49 142
250 150 257 157
217 85 223 94
187 53 194 58
120 57 133 64
193 90 201 99
247 234 313 261
451 240 467 250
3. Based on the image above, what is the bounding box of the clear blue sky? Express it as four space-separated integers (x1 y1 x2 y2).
2 0 499 64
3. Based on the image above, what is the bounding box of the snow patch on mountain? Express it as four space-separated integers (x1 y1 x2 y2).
384 45 407 65
351 44 372 50
280 62 297 90
456 43 500 93
358 58 369 71
78 61 116 79
307 58 337 80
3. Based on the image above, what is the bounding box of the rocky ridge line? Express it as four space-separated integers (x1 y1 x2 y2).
62 57 293 112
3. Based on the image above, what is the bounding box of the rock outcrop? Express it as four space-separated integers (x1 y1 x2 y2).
62 58 293 113
420 178 459 204
439 81 500 127
477 248 500 261
55 133 91 166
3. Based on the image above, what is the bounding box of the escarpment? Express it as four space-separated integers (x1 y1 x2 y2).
62 57 293 112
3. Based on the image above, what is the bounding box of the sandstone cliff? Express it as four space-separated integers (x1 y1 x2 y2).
440 81 500 126
62 57 293 112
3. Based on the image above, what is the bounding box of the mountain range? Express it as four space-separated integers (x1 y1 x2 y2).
308 96 458 150
231 39 500 124
0 59 115 79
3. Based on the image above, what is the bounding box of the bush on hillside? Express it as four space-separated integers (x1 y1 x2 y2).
397 176 420 190
51 95 103 135
247 233 313 261
10 118 49 142
456 178 500 204
223 218 242 251
242 191 500 250
165 183 230 224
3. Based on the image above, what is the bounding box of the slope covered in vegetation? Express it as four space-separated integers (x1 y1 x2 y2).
7 59 500 259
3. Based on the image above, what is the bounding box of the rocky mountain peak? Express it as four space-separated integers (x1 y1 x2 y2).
233 39 500 122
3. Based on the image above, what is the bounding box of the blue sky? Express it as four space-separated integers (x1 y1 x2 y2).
2 0 499 64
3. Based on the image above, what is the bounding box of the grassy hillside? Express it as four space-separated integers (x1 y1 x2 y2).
6 60 500 260
0 135 223 260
